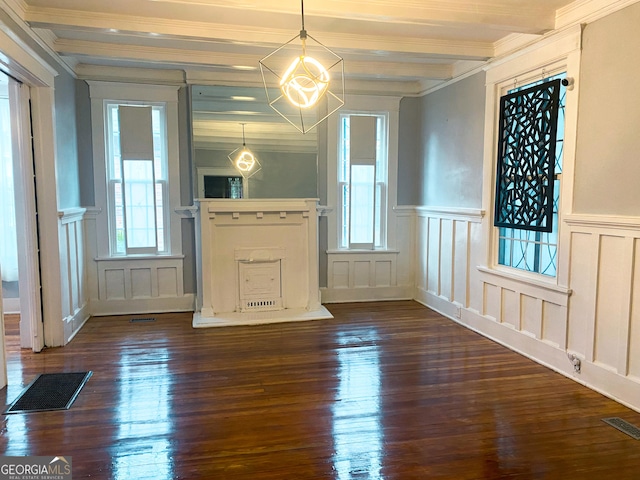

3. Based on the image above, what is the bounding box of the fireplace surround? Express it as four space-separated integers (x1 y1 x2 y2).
193 198 332 327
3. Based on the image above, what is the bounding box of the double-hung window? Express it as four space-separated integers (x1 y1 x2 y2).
105 102 169 255
338 113 388 249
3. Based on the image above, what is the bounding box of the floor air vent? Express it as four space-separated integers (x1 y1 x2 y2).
602 417 640 440
130 317 156 323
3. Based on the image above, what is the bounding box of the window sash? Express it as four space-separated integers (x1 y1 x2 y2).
338 113 387 250
105 102 168 256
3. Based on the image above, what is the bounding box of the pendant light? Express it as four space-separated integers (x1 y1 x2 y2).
259 0 344 134
228 123 261 178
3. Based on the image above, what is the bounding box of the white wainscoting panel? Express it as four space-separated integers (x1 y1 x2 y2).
92 257 191 315
416 207 484 318
84 207 194 316
566 216 639 378
58 208 89 344
322 207 414 303
415 207 640 412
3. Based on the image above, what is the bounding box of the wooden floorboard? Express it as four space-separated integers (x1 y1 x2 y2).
1 301 639 479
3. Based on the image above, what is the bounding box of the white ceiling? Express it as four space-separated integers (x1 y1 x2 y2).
16 0 581 93
6 0 584 149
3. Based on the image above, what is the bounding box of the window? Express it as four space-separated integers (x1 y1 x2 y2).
495 73 566 276
105 102 169 255
338 113 388 249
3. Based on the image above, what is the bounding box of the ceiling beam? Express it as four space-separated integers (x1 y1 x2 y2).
55 38 460 80
28 8 495 60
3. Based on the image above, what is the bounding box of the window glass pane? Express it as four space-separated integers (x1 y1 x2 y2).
109 105 122 181
339 116 350 183
113 181 126 254
340 183 349 249
123 160 157 249
155 182 165 252
350 165 375 244
152 106 165 180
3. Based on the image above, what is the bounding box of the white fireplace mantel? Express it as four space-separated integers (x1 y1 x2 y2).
193 198 333 327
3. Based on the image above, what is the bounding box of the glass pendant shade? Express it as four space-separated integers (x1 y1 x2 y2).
259 2 344 134
280 53 330 109
228 125 261 179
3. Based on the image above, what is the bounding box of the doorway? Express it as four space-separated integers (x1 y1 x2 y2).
0 70 44 355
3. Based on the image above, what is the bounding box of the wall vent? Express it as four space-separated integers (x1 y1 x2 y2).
130 317 156 323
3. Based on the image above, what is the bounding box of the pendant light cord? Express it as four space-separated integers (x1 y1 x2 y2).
241 123 246 146
301 0 305 31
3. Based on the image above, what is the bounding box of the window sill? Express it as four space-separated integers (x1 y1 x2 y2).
95 254 185 262
327 249 400 255
477 265 571 306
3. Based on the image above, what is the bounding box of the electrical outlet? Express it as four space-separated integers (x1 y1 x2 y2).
454 306 461 319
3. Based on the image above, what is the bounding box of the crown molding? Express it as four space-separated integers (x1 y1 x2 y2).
0 0 76 78
556 0 640 29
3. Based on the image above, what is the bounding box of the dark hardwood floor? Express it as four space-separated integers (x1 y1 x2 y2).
1 301 640 479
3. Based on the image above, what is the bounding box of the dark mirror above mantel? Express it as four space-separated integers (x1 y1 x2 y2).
191 85 318 199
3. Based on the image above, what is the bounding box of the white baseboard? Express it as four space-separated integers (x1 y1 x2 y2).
321 285 413 303
90 294 196 317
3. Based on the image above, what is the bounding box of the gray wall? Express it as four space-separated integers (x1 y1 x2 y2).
397 96 421 205
418 72 486 208
54 71 81 210
76 80 94 206
573 2 640 215
178 86 197 294
0 8 81 211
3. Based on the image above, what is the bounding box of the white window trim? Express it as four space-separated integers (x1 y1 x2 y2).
327 94 400 251
89 82 182 258
481 25 582 288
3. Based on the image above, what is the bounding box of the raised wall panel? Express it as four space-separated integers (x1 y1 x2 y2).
542 302 566 348
416 216 428 291
333 261 350 288
68 222 79 312
354 261 371 287
131 268 152 298
521 294 543 339
440 219 454 301
375 261 392 287
453 220 469 307
105 269 126 300
594 235 628 371
395 213 414 287
484 283 501 321
501 288 519 328
158 267 178 296
567 232 596 356
427 218 441 294
629 240 640 379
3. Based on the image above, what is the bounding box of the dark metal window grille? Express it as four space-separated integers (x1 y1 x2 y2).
497 74 566 276
494 78 561 233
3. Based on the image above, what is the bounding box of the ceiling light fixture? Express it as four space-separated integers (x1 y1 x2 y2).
228 123 261 178
259 0 344 134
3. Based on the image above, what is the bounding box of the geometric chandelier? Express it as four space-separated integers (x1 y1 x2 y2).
228 123 261 179
259 0 344 134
